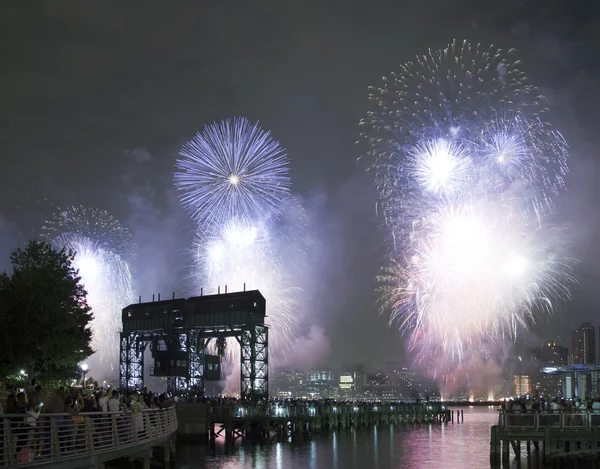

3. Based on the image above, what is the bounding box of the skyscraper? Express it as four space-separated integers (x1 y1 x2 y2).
528 341 569 396
530 341 569 366
572 323 596 364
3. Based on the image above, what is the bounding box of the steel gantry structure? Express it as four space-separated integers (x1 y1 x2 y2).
119 290 268 400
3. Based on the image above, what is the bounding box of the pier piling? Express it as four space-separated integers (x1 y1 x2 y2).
177 401 456 445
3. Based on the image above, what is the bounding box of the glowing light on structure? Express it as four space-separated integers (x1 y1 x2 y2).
361 40 572 367
174 117 291 228
41 207 134 379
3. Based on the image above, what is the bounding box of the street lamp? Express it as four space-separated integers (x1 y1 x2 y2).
81 363 89 388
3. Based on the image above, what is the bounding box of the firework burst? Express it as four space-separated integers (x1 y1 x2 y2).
175 117 291 228
177 118 307 370
362 40 572 364
41 207 134 378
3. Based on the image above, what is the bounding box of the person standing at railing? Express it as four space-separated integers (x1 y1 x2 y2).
23 401 42 458
11 392 33 462
130 394 146 437
81 392 99 413
64 396 84 452
15 391 28 413
28 385 43 409
97 390 108 412
108 390 122 413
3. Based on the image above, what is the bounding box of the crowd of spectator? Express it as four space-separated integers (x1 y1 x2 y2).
0 381 175 463
501 395 600 412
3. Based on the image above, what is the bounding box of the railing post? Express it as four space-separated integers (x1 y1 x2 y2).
3 418 16 466
145 412 153 439
132 412 139 442
85 417 95 454
50 416 60 460
111 413 120 449
534 412 539 430
157 410 163 436
560 412 565 430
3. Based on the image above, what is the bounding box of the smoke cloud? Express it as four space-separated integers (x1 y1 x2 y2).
281 325 331 371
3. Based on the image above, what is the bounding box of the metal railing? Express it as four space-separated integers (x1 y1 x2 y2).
0 407 177 467
499 410 600 429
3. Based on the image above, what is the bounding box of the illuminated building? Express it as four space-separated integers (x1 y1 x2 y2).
528 340 568 397
272 368 304 398
572 324 596 395
338 364 365 398
305 369 337 399
514 374 531 396
572 323 596 365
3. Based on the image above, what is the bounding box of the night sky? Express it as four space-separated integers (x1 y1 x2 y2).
1 0 599 373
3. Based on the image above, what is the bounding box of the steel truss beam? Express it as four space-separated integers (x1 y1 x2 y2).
119 332 144 391
187 330 205 393
120 326 268 399
240 325 268 400
120 331 167 392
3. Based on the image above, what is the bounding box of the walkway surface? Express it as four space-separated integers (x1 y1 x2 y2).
1 407 177 468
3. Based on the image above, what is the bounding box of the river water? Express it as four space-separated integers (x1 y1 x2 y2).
174 406 600 469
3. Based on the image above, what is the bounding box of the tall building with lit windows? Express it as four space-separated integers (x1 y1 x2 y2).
514 375 532 396
528 341 568 397
571 323 597 395
572 323 596 365
272 369 304 398
338 364 365 398
305 369 337 399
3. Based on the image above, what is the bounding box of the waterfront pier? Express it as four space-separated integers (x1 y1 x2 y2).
491 410 600 460
177 401 455 443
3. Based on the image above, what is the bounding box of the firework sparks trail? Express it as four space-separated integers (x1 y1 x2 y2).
361 40 572 366
176 119 307 370
41 207 134 379
174 117 291 229
193 217 301 363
